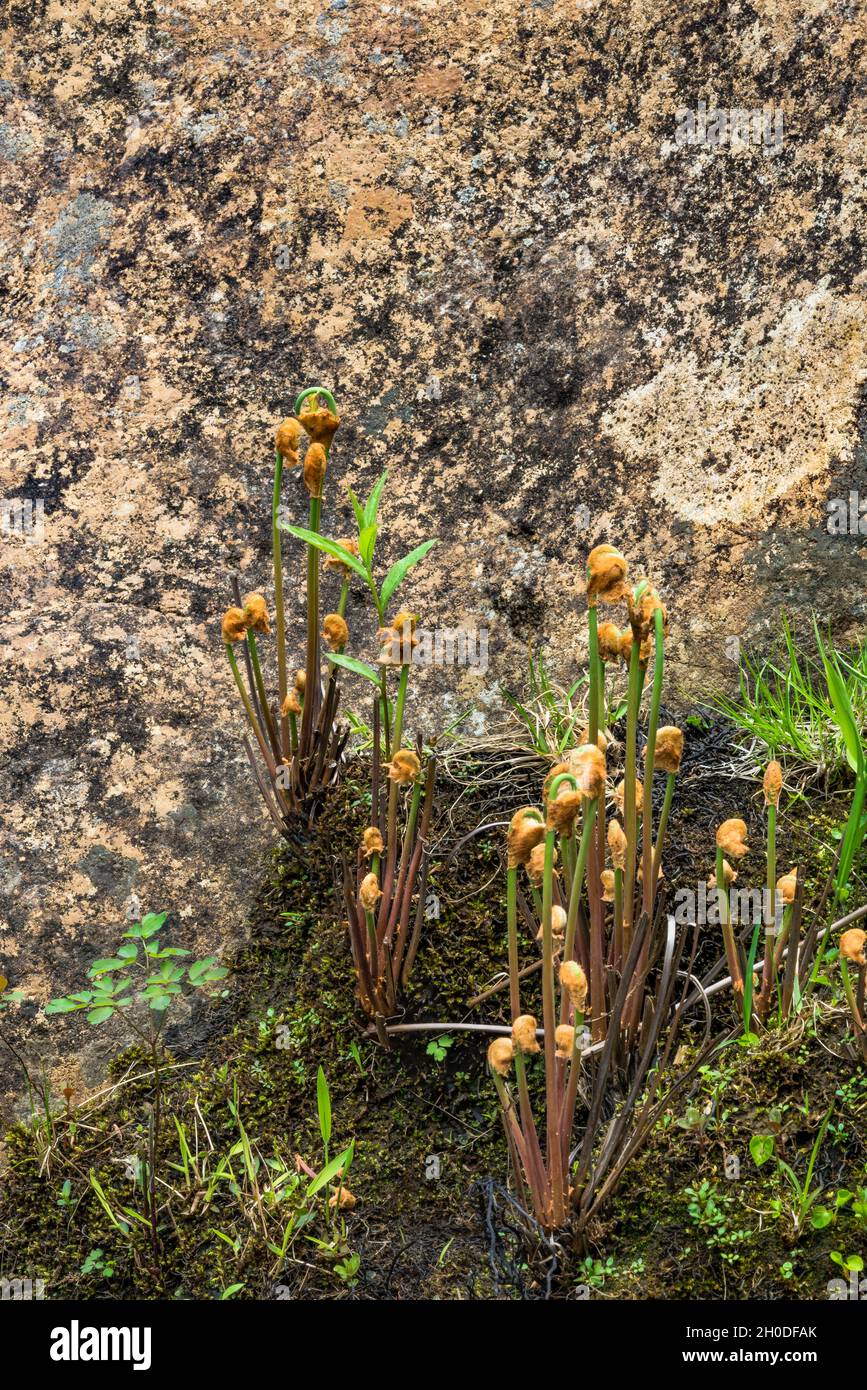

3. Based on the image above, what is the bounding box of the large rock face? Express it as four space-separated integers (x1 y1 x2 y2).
1 0 865 1105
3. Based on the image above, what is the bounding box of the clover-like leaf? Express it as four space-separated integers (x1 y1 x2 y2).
749 1134 775 1167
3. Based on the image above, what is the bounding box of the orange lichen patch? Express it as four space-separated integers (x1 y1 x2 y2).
414 64 463 98
344 187 413 241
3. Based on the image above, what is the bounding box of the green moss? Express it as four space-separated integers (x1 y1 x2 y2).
1 754 864 1300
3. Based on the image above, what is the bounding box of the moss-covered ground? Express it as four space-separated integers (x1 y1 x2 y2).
1 732 865 1301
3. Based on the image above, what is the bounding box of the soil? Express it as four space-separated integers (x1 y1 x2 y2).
1 720 865 1301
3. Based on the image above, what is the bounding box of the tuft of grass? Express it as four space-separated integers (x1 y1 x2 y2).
708 618 867 782
502 647 627 758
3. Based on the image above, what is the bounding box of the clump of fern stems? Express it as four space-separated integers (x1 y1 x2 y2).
486 545 701 1232
276 466 439 1028
710 715 864 1038
343 623 437 1035
491 805 697 1233
222 387 350 833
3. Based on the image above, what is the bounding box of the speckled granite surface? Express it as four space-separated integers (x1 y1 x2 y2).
1 1 865 1109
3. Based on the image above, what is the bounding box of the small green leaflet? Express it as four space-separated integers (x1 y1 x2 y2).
87 1006 115 1025
306 1143 354 1199
363 471 388 527
317 1066 332 1147
359 523 377 568
140 913 167 937
188 956 228 984
280 526 368 580
88 958 129 976
750 1134 774 1166
347 485 366 530
326 652 381 687
45 997 86 1014
380 539 438 610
